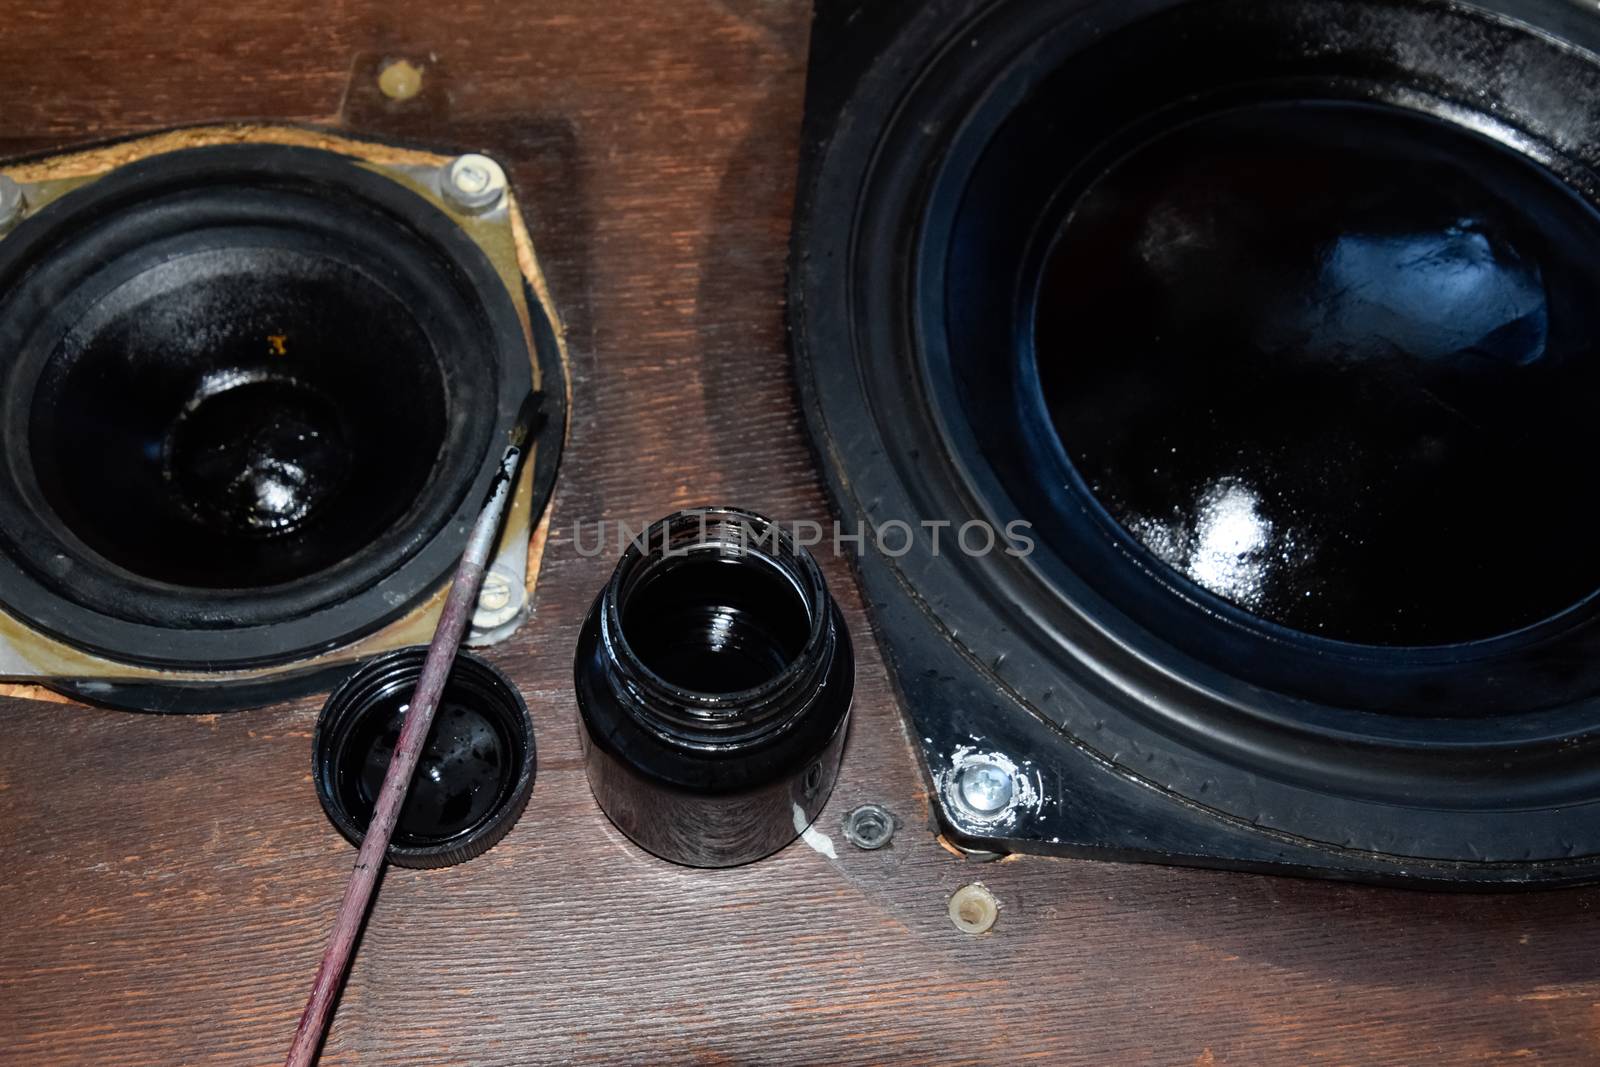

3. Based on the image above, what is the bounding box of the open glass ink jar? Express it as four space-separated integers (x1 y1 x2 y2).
574 508 853 867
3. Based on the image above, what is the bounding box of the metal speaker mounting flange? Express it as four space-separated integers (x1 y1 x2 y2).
0 127 568 711
789 0 1600 886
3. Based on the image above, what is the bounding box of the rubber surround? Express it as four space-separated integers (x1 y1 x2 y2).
790 0 1600 868
0 144 533 669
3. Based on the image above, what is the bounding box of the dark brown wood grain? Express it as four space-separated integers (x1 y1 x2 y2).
1 2 1598 1064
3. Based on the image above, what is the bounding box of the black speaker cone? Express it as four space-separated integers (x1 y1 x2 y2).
932 0 1600 719
0 144 534 669
32 247 448 589
1034 99 1600 647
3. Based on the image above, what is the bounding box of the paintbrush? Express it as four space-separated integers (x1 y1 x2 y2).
285 393 542 1067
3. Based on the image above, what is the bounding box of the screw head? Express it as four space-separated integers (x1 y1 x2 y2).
479 571 513 612
0 176 27 234
953 761 1014 817
441 154 507 214
473 564 525 629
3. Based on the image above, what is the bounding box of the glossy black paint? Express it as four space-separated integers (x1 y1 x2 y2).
1036 101 1600 646
622 553 813 693
314 648 534 868
343 693 510 845
32 247 446 589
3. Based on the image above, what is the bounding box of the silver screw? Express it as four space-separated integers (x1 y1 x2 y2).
473 564 525 629
441 153 507 214
0 176 27 234
953 761 1014 818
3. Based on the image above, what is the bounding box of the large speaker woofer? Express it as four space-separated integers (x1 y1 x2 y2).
790 0 1600 885
0 133 565 707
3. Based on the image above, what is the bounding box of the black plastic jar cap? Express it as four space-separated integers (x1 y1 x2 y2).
313 647 535 869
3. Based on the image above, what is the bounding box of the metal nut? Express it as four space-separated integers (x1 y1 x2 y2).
841 803 895 850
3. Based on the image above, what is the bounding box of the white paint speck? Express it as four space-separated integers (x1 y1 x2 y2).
794 802 836 859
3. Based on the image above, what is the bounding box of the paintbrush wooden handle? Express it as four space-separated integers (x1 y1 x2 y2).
285 432 527 1067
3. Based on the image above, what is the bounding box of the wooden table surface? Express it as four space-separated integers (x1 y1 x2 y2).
2 1 1599 1063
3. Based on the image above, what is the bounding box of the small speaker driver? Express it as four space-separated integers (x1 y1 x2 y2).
0 133 565 709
